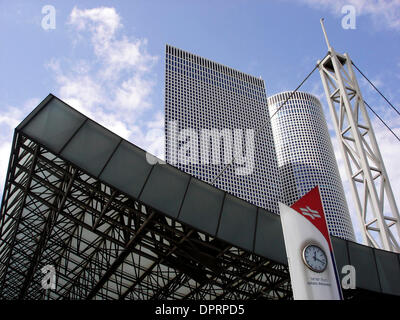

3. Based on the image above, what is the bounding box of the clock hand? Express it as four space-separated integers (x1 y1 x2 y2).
315 257 324 264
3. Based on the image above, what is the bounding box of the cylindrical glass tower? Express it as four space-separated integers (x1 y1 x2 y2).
268 91 355 241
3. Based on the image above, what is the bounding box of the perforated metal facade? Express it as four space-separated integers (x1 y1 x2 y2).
268 91 355 241
165 45 282 213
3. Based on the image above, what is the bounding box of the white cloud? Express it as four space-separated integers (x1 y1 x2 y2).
292 0 400 31
49 6 162 148
0 142 11 196
114 74 154 111
0 6 165 197
141 112 165 159
69 6 121 44
68 7 156 79
0 98 41 195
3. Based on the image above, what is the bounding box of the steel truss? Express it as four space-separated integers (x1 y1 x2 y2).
0 132 292 300
318 20 400 252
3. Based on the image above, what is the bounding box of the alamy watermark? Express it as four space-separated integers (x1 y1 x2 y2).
41 265 56 290
341 264 356 290
341 5 356 30
41 5 56 30
147 121 255 176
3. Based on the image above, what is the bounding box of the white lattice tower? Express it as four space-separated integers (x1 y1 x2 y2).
317 19 400 252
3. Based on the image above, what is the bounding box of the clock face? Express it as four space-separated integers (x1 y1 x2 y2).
302 244 328 273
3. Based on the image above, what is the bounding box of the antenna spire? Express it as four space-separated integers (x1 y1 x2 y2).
320 18 331 50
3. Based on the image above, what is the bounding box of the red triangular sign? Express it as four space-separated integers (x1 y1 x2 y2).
290 186 332 251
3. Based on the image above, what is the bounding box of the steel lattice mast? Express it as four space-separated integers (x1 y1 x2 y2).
317 19 400 252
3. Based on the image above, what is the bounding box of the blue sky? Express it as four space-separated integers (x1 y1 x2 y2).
1 0 399 244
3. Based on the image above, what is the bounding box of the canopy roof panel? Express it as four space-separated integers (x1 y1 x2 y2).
0 94 399 299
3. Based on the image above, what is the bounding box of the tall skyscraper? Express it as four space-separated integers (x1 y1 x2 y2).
268 91 355 240
165 45 282 213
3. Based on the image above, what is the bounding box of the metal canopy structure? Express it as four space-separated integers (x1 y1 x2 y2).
0 94 399 300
